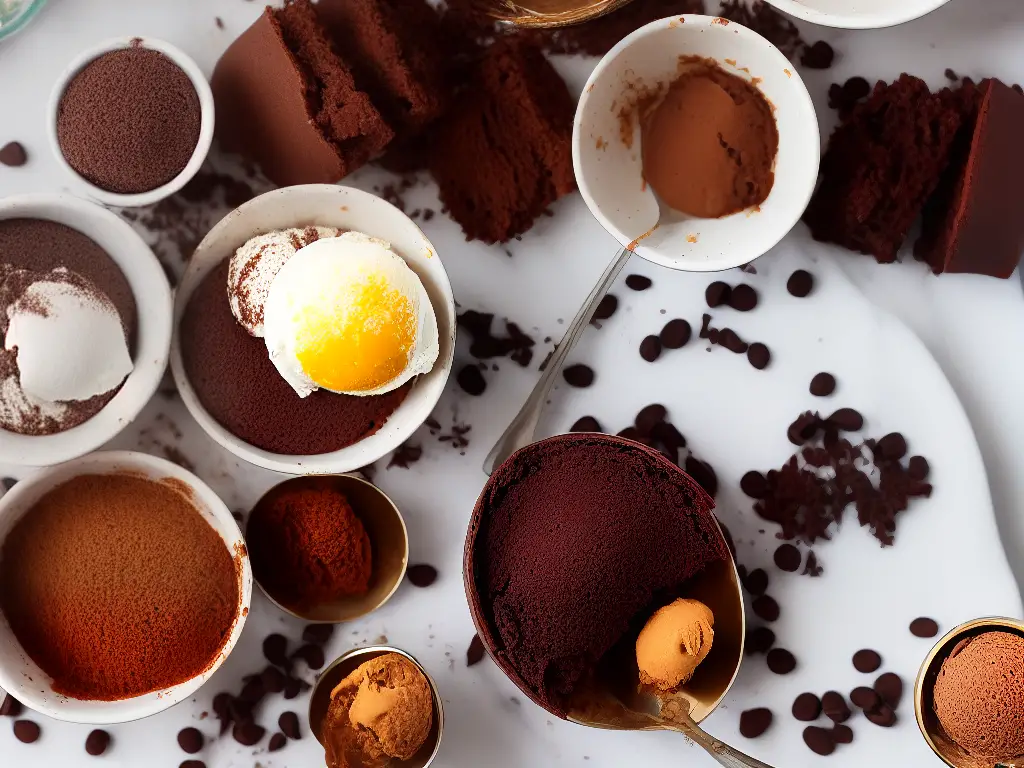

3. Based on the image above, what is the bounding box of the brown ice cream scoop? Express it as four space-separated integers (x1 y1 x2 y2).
932 630 1024 763
636 598 715 691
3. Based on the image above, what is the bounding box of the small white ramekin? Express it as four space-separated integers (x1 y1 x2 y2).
573 14 820 272
0 451 252 724
0 194 172 466
765 0 952 30
47 36 214 208
170 184 456 475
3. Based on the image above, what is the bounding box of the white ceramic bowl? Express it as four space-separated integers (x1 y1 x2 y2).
0 194 172 466
0 451 252 724
47 37 214 207
573 15 820 272
170 184 456 475
764 0 951 30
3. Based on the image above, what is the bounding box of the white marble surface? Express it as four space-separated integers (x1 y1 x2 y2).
2 1 1024 766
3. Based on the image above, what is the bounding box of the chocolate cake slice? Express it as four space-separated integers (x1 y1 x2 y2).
915 79 1024 278
428 40 576 244
803 74 964 264
211 0 392 186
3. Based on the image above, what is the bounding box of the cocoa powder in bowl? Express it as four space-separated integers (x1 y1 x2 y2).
0 474 241 701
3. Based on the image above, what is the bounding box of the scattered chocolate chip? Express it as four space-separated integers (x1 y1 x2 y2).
828 76 871 116
801 40 835 69
302 623 334 646
728 284 758 312
180 762 206 768
827 408 864 432
747 343 770 370
212 692 231 719
570 416 602 433
408 564 439 587
909 617 939 638
705 281 731 307
0 693 22 718
562 364 594 388
874 673 903 708
457 310 536 366
85 729 110 756
831 724 854 744
229 696 254 724
261 666 286 694
268 732 287 752
803 551 823 577
279 711 301 740
876 432 908 460
907 456 930 481
1 477 17 491
660 318 691 349
803 725 836 755
0 142 27 167
293 644 325 670
618 426 641 441
742 568 769 596
14 720 40 744
592 294 618 323
178 727 204 754
865 704 897 727
467 634 486 666
625 274 652 291
792 692 822 721
457 364 486 396
821 691 851 723
739 708 773 738
788 411 822 445
774 543 801 572
745 626 775 654
239 676 266 704
639 335 662 362
944 68 958 82
810 372 836 397
684 455 718 498
853 649 882 674
232 722 265 746
767 648 796 674
263 634 288 666
786 269 814 297
635 404 667 435
740 471 768 499
850 686 879 710
283 677 302 700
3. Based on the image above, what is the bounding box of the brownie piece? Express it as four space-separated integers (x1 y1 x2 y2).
428 40 576 243
803 75 964 263
211 0 392 186
915 79 1024 278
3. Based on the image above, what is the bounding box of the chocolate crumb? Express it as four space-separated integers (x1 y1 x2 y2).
625 274 652 291
802 551 823 577
739 708 773 738
467 634 486 666
865 704 897 727
740 471 767 499
907 456 930 481
407 564 439 587
944 68 958 82
215 16 224 29
457 310 535 366
180 762 206 768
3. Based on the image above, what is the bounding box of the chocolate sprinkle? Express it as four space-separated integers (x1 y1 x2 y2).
909 617 939 638
739 708 773 738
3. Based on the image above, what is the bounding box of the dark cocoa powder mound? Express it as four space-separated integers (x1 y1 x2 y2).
57 47 201 194
180 259 410 454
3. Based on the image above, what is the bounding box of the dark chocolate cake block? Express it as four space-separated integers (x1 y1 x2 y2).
915 79 1024 279
429 40 576 244
803 74 964 264
211 0 392 186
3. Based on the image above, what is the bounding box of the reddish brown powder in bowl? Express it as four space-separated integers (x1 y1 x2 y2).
0 474 240 701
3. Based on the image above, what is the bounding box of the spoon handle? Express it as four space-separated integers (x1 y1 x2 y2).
482 247 631 476
659 704 776 768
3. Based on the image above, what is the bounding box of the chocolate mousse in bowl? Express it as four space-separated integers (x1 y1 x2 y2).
464 433 744 725
171 184 455 474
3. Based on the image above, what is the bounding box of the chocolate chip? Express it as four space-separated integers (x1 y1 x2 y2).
803 725 835 755
85 729 110 756
570 416 602 433
279 711 301 740
13 720 40 743
747 343 770 370
852 649 882 673
302 624 334 646
639 335 662 362
0 693 22 717
876 432 907 460
865 704 897 727
650 420 685 454
562 364 594 388
232 722 265 746
467 634 486 666
945 68 958 81
909 617 939 638
705 281 732 307
773 544 801 572
803 551 823 577
792 692 821 721
874 672 903 708
180 762 207 768
684 456 718 498
801 40 835 69
788 411 821 445
625 274 652 291
261 665 286 694
767 648 796 674
810 372 836 397
739 708 773 738
268 733 287 752
659 318 691 349
228 696 254 724
821 691 850 723
0 142 27 167
740 471 768 499
592 294 618 322
728 284 758 311
263 634 288 666
742 568 769 596
831 724 854 744
457 364 486 396
293 644 325 670
907 456 930 481
635 404 667 435
745 626 775 654
787 270 814 297
239 676 265 704
850 686 879 710
283 677 302 700
178 727 204 754
827 408 863 432
408 564 439 587
618 426 641 441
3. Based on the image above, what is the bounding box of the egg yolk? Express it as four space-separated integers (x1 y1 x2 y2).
293 274 416 393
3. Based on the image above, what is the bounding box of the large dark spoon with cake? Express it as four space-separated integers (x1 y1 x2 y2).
465 434 774 768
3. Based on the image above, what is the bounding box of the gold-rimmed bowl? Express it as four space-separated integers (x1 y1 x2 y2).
472 0 631 27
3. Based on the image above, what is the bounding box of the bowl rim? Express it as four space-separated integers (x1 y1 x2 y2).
46 36 215 208
169 183 457 475
763 0 952 30
572 13 820 273
0 193 172 466
0 450 252 724
0 0 48 41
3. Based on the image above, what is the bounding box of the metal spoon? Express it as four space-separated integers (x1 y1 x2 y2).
483 247 631 475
